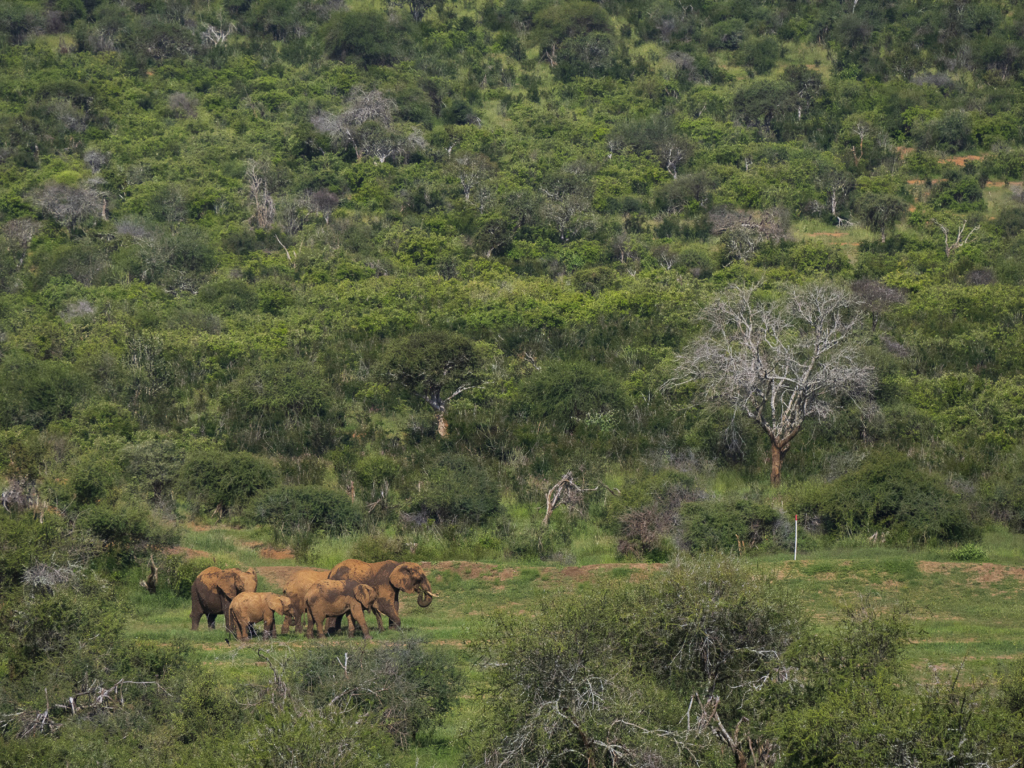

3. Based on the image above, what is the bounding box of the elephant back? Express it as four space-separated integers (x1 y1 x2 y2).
328 559 400 588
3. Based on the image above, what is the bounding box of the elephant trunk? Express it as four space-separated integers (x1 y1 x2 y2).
416 586 434 608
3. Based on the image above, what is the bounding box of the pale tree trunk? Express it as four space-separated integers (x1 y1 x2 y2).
437 412 448 437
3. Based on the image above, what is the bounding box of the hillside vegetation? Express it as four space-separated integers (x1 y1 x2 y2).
3 0 1024 764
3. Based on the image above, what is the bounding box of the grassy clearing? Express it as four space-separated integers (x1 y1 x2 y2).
123 523 1024 767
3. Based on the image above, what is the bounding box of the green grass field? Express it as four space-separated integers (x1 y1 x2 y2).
135 525 1024 686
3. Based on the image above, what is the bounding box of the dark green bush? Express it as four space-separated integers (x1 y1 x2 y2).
77 497 178 568
679 499 779 552
791 450 980 544
246 485 364 534
407 454 501 525
177 448 280 516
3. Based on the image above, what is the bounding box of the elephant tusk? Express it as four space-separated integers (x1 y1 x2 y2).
426 591 437 597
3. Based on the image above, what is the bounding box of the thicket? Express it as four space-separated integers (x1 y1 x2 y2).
3 0 1024 758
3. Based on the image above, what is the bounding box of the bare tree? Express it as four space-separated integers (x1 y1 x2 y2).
666 282 875 486
245 160 275 228
710 207 790 262
930 216 981 259
29 181 105 232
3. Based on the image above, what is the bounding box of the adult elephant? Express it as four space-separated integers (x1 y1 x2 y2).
227 592 292 642
328 559 435 631
304 579 378 639
280 568 329 635
190 566 257 630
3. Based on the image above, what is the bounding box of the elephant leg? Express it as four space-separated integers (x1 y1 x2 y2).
378 598 401 630
350 605 371 640
206 612 217 629
190 599 203 631
266 610 276 637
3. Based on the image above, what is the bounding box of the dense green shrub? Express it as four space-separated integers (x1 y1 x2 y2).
679 499 779 552
791 450 980 544
407 454 501 525
246 485 365 534
177 448 280 516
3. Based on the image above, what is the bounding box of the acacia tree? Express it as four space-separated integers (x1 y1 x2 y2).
376 330 482 437
667 282 875 486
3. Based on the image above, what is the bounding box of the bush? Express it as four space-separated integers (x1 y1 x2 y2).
791 450 981 544
679 500 780 553
949 542 986 561
291 639 464 747
246 485 364 535
407 455 501 526
177 448 280 516
78 497 178 568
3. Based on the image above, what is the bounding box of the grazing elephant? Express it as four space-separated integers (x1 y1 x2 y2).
304 579 377 639
227 592 292 642
190 566 257 630
327 559 435 631
280 568 330 635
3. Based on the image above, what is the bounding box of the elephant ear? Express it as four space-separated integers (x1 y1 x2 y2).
219 573 245 599
272 595 291 613
390 563 418 593
354 584 375 608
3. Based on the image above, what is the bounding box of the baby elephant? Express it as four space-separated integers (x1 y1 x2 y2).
227 592 292 642
304 579 377 640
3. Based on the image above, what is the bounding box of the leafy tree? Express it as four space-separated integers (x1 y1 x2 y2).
668 282 875 486
857 192 907 243
407 454 501 526
323 10 402 66
376 330 482 436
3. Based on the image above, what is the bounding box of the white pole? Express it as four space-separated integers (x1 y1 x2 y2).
794 514 798 561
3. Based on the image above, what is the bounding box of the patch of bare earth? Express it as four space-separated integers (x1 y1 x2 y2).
918 561 1024 585
258 547 294 560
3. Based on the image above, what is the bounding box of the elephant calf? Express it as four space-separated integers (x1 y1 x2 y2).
304 579 377 640
227 592 292 642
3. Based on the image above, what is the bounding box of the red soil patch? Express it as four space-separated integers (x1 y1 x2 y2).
259 547 294 560
918 561 1024 585
938 155 984 167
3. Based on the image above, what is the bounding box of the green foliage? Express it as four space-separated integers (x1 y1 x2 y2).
221 358 342 455
78 497 178 567
323 10 403 66
679 500 779 553
246 485 365 534
293 639 464 746
792 450 981 544
177 448 280 516
949 542 987 561
408 454 501 525
474 558 803 767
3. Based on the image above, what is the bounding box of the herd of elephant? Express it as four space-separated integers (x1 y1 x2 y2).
188 559 436 642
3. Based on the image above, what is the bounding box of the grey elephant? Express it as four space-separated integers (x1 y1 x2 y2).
227 592 292 642
304 579 378 639
190 566 258 630
328 559 435 631
280 568 329 635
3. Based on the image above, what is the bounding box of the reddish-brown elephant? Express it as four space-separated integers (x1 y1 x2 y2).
280 568 329 635
304 579 378 639
227 592 292 642
190 566 257 630
327 559 435 631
